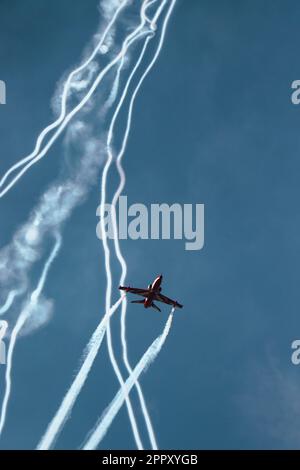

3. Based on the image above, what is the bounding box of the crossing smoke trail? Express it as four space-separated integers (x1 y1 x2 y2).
97 1 162 450
37 2 159 450
0 121 107 440
0 1 156 199
100 35 157 450
96 0 175 449
0 0 128 193
0 0 154 327
0 0 155 440
104 0 158 110
0 0 132 319
37 0 176 450
0 0 129 318
0 0 176 449
82 311 174 450
0 122 105 330
36 296 124 450
0 232 61 437
98 0 177 450
108 0 177 449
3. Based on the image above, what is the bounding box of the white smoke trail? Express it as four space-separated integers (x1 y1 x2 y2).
0 289 24 316
0 123 105 333
0 0 147 319
104 0 158 110
97 0 167 451
0 126 105 441
143 0 161 25
82 311 174 450
0 232 61 437
0 0 176 450
0 2 154 199
108 0 176 449
0 0 129 192
0 0 152 320
37 0 173 451
98 40 153 451
36 295 124 450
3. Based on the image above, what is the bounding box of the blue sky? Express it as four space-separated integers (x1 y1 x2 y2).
1 0 300 450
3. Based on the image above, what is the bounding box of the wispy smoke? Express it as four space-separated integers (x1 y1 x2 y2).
0 233 61 436
20 296 54 337
0 121 105 336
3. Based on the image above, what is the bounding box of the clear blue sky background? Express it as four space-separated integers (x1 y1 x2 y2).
1 0 300 450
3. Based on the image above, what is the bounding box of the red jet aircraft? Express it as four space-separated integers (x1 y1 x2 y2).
119 275 183 312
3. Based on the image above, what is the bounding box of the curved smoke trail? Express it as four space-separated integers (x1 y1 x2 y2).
0 0 153 329
0 1 154 199
0 289 24 316
35 0 167 450
0 0 177 450
108 0 177 449
97 0 172 451
0 232 61 437
0 0 145 323
0 0 128 192
82 311 174 450
104 0 158 110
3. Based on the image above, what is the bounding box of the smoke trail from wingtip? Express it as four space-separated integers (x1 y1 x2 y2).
37 1 166 450
82 311 174 450
97 37 153 452
0 0 129 192
35 0 166 450
36 295 124 450
0 232 61 437
0 0 176 450
97 0 167 451
108 0 177 450
38 0 165 451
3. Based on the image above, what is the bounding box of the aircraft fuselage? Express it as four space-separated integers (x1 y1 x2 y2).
144 274 163 308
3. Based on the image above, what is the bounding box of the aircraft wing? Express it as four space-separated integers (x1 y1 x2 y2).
154 292 183 308
119 286 150 297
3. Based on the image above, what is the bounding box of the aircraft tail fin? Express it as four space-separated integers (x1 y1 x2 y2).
151 302 161 312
